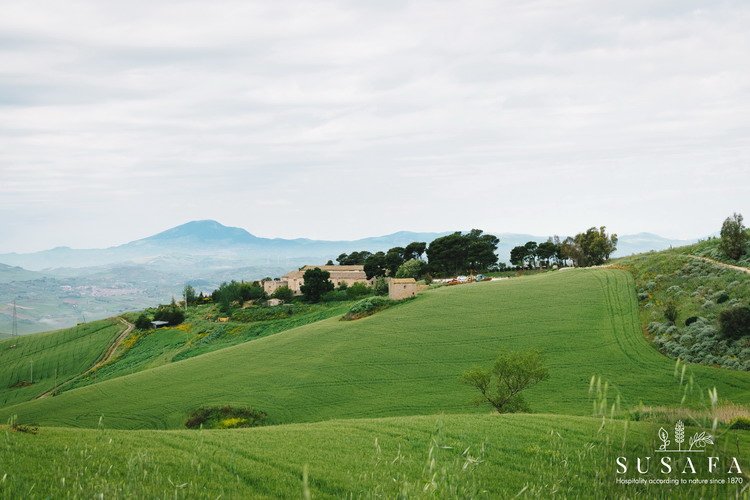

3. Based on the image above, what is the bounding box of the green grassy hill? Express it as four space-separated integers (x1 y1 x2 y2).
1 413 747 498
615 251 749 370
0 319 124 407
63 301 353 392
3 269 748 429
671 230 750 268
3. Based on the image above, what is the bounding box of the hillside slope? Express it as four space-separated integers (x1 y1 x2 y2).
0 319 124 406
2 269 748 429
615 251 749 370
672 231 750 268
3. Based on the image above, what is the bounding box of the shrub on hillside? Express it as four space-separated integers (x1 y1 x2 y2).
270 286 294 302
346 282 372 299
185 406 267 429
713 291 730 304
342 296 394 321
719 306 750 340
664 301 678 324
134 313 152 330
373 277 389 296
153 302 185 326
231 305 296 322
322 289 348 302
728 417 750 431
684 316 699 327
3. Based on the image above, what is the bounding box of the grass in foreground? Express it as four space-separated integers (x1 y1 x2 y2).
0 413 747 498
2 269 748 430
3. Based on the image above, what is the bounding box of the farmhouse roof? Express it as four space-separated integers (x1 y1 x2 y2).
283 265 367 279
301 265 364 271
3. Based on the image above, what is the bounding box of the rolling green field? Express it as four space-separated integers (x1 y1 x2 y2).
1 413 747 498
66 301 353 392
3 269 748 430
0 319 124 407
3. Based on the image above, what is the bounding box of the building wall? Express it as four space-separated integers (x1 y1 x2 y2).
262 280 288 295
388 279 417 300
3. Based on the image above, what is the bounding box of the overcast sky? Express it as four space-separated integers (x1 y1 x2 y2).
1 0 748 253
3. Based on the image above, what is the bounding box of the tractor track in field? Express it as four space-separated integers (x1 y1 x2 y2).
36 317 134 399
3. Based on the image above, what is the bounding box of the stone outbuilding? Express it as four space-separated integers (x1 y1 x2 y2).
388 278 418 300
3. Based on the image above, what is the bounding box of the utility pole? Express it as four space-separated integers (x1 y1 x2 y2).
12 298 18 339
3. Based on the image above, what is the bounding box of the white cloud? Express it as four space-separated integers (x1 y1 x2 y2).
0 0 748 252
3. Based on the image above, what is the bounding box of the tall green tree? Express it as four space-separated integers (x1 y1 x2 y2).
536 240 558 267
363 252 388 279
384 247 406 276
719 213 748 260
562 227 617 267
510 245 527 267
404 242 427 261
395 258 426 279
300 268 334 303
183 284 197 306
426 229 499 276
522 241 538 268
336 251 372 265
466 229 500 272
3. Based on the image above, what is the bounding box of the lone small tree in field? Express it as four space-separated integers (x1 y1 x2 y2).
720 213 748 260
461 350 549 413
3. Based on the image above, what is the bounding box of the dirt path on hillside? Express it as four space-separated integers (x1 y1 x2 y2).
36 317 134 399
686 255 750 275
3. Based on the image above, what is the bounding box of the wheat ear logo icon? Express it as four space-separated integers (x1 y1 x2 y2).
675 420 685 450
656 420 714 453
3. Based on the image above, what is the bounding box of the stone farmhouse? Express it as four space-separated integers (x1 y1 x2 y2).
262 265 372 296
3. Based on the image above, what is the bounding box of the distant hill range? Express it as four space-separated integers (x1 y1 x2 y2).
0 220 698 335
0 220 697 271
